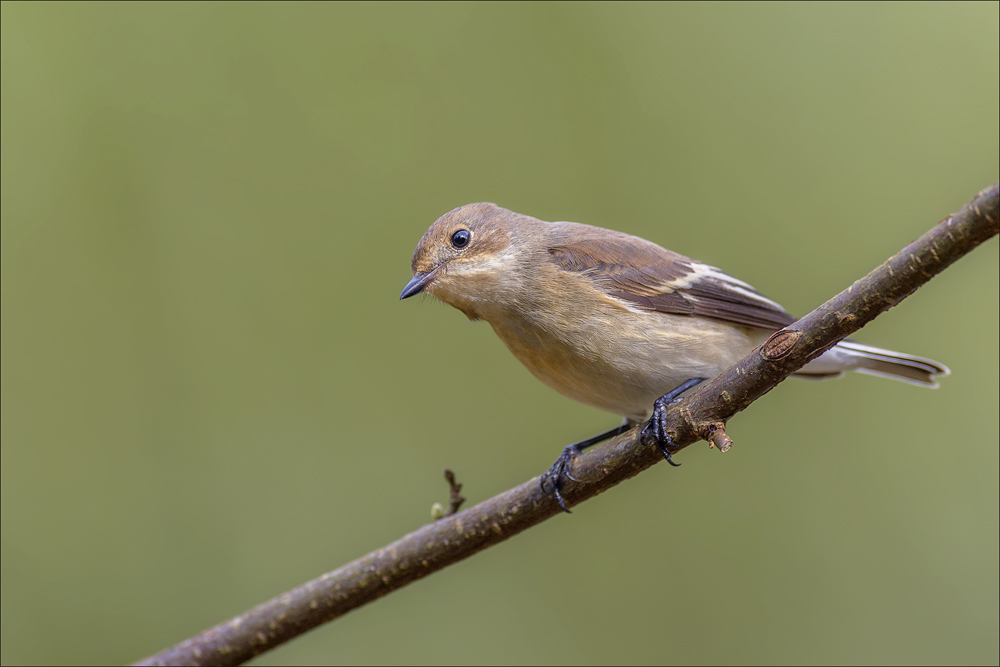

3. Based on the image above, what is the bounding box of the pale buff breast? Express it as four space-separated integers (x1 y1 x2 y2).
487 286 770 422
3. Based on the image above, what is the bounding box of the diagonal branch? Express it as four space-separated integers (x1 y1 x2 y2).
136 182 999 667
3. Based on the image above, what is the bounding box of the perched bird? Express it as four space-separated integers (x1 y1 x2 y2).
400 203 949 510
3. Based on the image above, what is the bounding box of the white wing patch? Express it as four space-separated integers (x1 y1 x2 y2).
663 262 786 311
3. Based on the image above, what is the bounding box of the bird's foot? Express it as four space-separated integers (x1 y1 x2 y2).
640 377 707 466
540 445 582 513
539 422 631 513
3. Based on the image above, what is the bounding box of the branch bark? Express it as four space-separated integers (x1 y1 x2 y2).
136 183 999 667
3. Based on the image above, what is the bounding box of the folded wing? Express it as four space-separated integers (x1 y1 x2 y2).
547 222 795 330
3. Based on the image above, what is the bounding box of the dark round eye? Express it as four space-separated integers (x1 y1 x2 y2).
450 229 471 249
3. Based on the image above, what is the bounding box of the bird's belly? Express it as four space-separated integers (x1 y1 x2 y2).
491 310 766 421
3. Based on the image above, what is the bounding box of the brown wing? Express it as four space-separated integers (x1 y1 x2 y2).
547 222 795 330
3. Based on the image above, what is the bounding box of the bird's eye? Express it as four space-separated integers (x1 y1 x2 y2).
450 229 471 249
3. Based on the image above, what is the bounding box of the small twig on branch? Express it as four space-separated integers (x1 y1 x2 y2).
444 468 466 516
135 183 998 667
431 469 466 520
705 423 733 452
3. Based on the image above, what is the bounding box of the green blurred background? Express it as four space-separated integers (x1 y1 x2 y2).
2 2 998 665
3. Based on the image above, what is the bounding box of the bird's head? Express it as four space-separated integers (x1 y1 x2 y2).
400 203 528 320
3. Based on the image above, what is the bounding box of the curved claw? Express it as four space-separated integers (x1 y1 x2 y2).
539 475 572 513
642 377 707 468
552 487 571 513
658 440 682 467
540 445 578 513
540 421 634 514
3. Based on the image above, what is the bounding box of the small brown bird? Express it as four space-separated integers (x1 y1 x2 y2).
400 203 949 510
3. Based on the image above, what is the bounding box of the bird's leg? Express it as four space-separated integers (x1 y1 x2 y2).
540 420 631 513
641 377 707 466
540 378 707 513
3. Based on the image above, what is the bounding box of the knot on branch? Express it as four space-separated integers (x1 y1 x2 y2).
761 329 802 360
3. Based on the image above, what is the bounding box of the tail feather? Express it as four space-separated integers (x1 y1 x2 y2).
830 341 950 388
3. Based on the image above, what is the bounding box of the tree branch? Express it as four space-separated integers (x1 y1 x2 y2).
136 182 999 667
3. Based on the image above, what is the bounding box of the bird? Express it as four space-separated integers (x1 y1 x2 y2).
399 203 949 510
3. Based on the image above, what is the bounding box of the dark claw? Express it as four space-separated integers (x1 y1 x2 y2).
540 422 631 514
540 445 580 513
640 377 707 468
658 437 682 467
641 394 681 466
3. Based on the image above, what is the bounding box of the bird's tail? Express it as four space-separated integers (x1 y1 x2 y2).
796 340 950 387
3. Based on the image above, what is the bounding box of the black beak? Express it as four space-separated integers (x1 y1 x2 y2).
399 270 438 300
